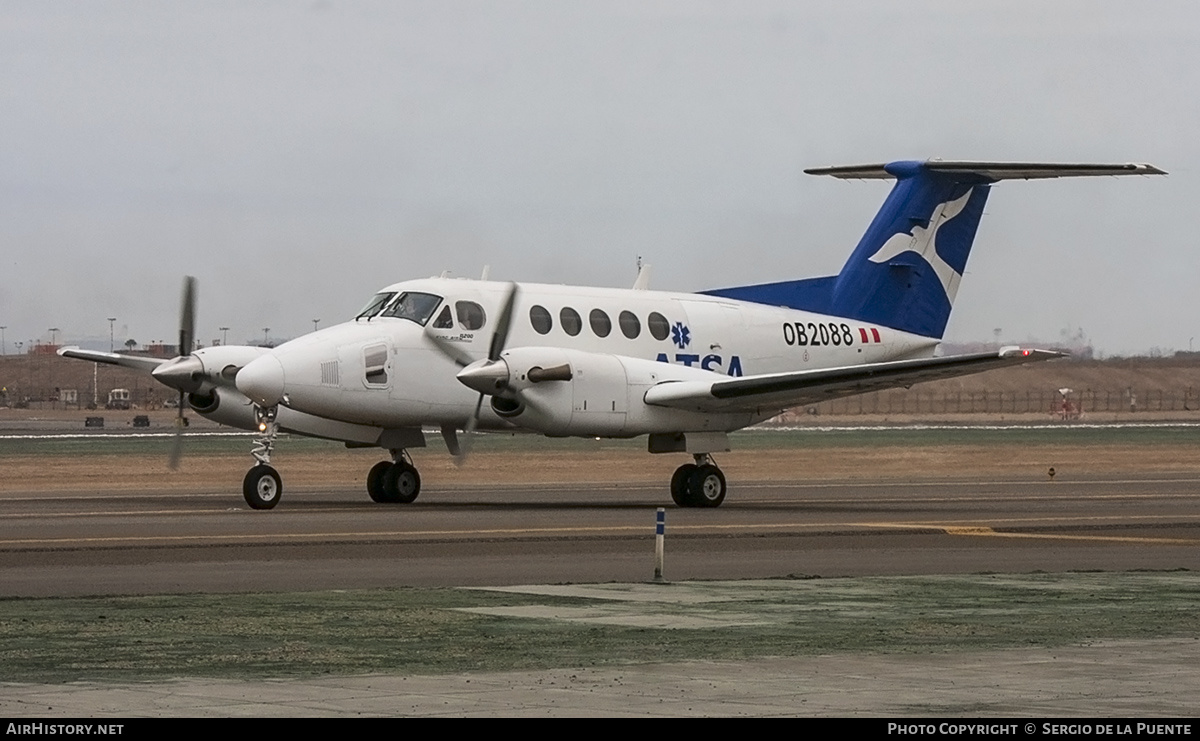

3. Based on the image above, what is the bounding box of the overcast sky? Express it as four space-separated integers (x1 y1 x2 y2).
1 1 1194 355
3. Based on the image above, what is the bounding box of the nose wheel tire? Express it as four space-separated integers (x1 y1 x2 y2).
380 461 421 504
243 464 282 510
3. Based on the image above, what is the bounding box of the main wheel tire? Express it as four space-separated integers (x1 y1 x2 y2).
367 461 393 503
670 464 698 507
243 464 282 510
687 464 726 508
382 462 421 504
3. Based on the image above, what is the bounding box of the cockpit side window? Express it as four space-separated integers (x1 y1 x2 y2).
356 292 397 320
455 301 487 330
381 292 444 326
432 305 453 329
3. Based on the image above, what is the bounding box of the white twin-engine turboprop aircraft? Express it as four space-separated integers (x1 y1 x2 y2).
61 159 1163 510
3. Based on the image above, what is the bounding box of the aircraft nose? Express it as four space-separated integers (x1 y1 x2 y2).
236 355 286 406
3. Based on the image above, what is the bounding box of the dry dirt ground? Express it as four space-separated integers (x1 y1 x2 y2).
3 431 1197 494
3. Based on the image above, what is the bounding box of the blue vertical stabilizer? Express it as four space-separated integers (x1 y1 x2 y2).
702 159 1164 339
704 160 990 339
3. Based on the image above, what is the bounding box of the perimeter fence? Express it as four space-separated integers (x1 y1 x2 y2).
780 387 1200 419
3 385 1200 418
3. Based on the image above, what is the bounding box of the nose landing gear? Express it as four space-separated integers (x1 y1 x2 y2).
243 405 282 510
366 450 422 504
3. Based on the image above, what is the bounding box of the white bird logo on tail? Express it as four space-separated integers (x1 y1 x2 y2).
868 188 973 303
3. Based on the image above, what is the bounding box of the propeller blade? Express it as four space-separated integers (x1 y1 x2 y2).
425 334 474 368
488 282 519 362
168 276 196 470
426 281 519 369
453 393 485 466
458 284 519 463
179 276 196 356
168 390 186 470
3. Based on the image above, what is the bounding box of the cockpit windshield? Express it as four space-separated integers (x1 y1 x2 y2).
381 292 444 326
356 292 397 320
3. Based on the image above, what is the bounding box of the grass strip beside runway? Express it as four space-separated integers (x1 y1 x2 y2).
1 572 1197 683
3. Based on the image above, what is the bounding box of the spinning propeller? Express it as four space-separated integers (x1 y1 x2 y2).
169 276 196 468
442 282 520 462
148 276 228 470
144 277 199 469
437 282 576 462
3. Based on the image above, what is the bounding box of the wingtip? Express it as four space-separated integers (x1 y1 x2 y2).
999 346 1070 360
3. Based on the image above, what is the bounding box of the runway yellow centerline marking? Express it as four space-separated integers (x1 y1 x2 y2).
0 522 842 547
3 515 1199 548
866 522 1200 546
0 509 245 519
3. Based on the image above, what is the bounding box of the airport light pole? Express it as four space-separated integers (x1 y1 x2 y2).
312 318 320 333
0 326 6 356
108 318 116 352
219 327 229 346
47 328 60 402
263 327 270 346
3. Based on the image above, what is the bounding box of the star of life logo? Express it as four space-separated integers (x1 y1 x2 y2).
671 322 691 349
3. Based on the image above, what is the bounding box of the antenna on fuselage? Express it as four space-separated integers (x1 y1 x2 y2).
480 265 491 281
633 257 652 290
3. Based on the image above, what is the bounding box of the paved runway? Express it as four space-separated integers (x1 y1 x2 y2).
3 472 1200 716
3 475 1199 597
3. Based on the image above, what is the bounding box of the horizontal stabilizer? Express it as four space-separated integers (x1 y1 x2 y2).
644 348 1065 414
805 160 1166 181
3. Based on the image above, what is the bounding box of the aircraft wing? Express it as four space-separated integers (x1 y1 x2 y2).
642 348 1065 414
58 347 167 373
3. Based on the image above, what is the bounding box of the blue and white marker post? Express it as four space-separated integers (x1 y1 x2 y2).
654 507 665 582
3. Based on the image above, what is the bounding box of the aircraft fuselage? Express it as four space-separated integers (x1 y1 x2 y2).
247 277 937 437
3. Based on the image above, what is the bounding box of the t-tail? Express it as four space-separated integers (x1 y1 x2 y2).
704 160 1165 339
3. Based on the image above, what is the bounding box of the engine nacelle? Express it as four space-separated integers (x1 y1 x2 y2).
188 387 259 430
189 345 272 392
153 345 272 395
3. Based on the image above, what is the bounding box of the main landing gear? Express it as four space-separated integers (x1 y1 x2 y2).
670 454 727 508
366 450 422 504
